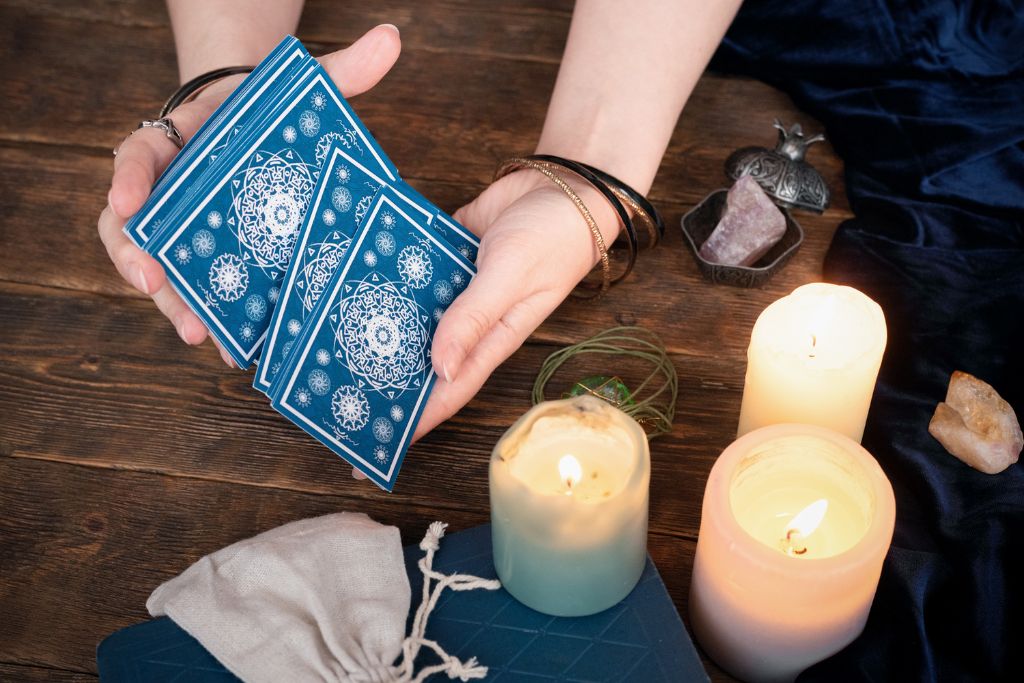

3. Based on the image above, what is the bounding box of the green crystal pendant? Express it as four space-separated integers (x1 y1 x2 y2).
565 375 635 408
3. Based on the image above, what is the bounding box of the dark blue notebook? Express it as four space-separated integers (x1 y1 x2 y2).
97 524 708 682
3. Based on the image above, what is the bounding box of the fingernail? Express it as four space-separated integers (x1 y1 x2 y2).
131 263 149 294
175 321 191 344
352 468 368 480
380 23 400 34
442 360 453 383
107 188 114 209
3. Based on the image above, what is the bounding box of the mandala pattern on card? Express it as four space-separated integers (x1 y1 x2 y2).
331 385 370 431
322 208 336 226
298 110 320 137
229 149 315 272
354 195 375 225
294 386 312 407
245 294 268 322
315 348 332 366
308 368 331 396
390 405 404 422
239 321 255 342
375 231 396 256
335 275 429 395
372 417 394 443
310 90 328 111
286 318 302 336
336 165 352 183
433 279 454 305
173 243 192 265
299 238 351 313
207 211 223 229
332 186 353 212
192 229 216 258
209 253 249 301
397 245 433 289
282 126 297 144
268 286 280 304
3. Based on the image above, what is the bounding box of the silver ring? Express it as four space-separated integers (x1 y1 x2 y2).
113 117 185 156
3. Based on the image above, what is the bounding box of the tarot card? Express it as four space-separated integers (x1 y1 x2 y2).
123 36 311 247
254 142 436 393
144 62 400 368
270 187 475 491
397 182 480 262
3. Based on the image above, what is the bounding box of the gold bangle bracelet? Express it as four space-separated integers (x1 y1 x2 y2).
494 157 611 296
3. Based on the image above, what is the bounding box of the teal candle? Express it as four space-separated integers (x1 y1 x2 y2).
489 396 650 616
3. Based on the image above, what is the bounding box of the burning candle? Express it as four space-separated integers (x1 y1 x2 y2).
690 424 895 683
737 283 887 442
489 395 650 616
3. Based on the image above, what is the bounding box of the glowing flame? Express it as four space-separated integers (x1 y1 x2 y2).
559 454 583 491
807 295 838 358
786 499 829 538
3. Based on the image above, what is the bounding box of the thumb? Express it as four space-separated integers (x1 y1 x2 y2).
318 24 402 98
431 248 524 383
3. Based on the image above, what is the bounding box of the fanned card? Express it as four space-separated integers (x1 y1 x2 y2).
270 187 475 491
143 60 399 367
123 37 311 247
254 142 436 393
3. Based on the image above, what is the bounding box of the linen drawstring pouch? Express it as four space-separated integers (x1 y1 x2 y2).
147 512 499 682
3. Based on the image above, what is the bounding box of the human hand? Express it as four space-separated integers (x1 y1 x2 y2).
411 168 620 440
97 25 403 366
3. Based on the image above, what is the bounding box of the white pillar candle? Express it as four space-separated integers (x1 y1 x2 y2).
737 283 887 442
690 424 895 683
490 395 650 617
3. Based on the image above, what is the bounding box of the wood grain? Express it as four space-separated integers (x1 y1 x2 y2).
0 0 853 680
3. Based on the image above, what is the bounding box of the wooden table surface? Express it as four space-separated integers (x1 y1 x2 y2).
0 1 852 680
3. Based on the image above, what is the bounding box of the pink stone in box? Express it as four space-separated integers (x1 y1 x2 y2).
698 175 786 266
928 371 1022 474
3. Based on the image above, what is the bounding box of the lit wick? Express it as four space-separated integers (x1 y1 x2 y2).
558 454 583 496
781 498 828 557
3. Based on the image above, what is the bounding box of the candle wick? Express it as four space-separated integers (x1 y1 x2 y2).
808 333 817 359
783 528 808 556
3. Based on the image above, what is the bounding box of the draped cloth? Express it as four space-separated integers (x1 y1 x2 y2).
712 2 1024 680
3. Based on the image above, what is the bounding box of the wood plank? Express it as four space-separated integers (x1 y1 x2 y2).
0 663 96 682
0 281 748 541
5 0 574 62
0 140 843 360
0 457 729 680
0 5 847 212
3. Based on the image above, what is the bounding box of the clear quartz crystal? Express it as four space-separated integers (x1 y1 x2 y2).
929 371 1023 474
699 175 786 266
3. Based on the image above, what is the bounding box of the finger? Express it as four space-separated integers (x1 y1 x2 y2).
97 205 166 295
209 337 236 368
414 291 556 440
318 24 402 98
150 280 209 346
430 236 536 383
109 99 220 219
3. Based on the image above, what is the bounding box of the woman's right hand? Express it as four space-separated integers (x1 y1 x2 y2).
97 24 402 365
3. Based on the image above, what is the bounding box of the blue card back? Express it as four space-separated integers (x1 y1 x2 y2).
123 37 310 247
145 63 400 367
254 143 436 393
270 188 475 491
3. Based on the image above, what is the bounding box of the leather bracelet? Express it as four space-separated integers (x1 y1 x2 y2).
495 157 612 297
160 66 255 118
526 155 638 288
576 162 664 248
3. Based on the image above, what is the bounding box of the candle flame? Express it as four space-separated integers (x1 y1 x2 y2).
786 498 829 538
559 454 583 490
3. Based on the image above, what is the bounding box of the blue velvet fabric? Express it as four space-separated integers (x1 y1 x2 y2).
712 2 1024 680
